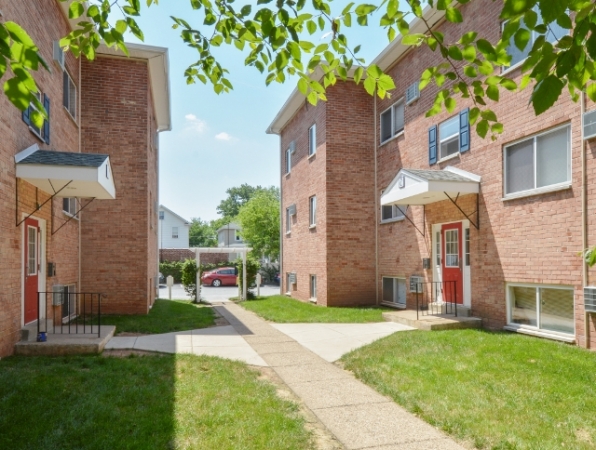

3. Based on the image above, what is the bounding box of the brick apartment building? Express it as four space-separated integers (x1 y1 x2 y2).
0 0 171 356
268 1 596 348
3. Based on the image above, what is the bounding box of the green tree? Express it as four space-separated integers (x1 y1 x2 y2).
237 189 280 260
188 217 217 247
2 1 595 136
216 184 279 219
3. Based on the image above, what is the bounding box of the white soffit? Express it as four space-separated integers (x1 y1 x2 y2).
381 166 480 206
15 147 116 199
97 43 172 132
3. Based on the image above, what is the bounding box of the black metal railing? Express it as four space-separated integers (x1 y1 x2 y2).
37 291 102 338
415 281 458 320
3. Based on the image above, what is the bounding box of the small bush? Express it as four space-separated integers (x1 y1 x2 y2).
159 260 184 283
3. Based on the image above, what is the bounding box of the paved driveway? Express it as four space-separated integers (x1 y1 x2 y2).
158 283 281 303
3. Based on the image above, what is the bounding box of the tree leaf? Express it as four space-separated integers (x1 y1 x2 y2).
532 75 564 115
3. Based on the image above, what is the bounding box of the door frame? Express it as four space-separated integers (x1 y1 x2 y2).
21 214 46 326
431 220 471 307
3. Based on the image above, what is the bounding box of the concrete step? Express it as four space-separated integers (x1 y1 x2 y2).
383 309 482 331
423 303 472 317
14 325 115 356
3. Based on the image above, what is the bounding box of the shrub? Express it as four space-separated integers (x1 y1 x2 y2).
159 260 184 283
181 259 198 301
236 253 260 298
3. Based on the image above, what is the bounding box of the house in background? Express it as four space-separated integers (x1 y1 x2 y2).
0 0 171 356
158 205 190 249
217 222 246 261
268 0 596 349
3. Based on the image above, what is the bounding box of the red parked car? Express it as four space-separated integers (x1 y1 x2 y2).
202 267 238 287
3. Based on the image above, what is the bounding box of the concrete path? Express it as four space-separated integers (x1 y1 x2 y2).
216 303 465 450
271 322 414 362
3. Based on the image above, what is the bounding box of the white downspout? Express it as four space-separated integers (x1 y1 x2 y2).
374 92 379 305
78 56 82 295
581 91 590 349
279 140 283 295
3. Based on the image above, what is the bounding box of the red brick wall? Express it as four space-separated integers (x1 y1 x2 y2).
0 0 80 356
80 55 153 315
160 249 229 265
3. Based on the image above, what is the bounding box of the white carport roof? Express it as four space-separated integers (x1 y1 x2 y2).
15 145 116 199
381 166 480 206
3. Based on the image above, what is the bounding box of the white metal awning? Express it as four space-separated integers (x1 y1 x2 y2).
15 145 116 199
381 166 480 206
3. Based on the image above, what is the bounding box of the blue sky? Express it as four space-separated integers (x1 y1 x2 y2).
127 1 390 222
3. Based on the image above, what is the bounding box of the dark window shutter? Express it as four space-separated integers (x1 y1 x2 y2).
22 101 31 126
63 71 69 108
459 108 470 153
43 95 50 144
428 125 437 165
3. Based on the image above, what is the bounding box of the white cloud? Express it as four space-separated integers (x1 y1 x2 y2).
184 114 207 133
215 132 233 141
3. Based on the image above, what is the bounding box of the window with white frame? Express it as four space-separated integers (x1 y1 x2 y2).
308 124 316 156
310 275 317 299
435 231 441 266
504 125 571 196
508 284 574 335
503 7 568 72
159 211 164 220
63 70 77 119
438 115 460 160
63 198 78 218
465 228 470 266
23 91 50 144
380 99 405 143
381 191 405 223
285 148 291 174
235 230 242 241
309 196 316 227
286 207 292 233
382 277 406 306
172 227 179 238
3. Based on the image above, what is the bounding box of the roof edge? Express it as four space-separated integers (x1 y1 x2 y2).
159 204 190 224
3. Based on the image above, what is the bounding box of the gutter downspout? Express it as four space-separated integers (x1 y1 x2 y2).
78 56 82 295
374 92 379 305
279 140 283 296
581 90 590 349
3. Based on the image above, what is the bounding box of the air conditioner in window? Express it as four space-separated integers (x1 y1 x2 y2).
289 273 297 285
52 284 65 306
583 109 596 141
405 82 420 106
584 287 596 313
288 204 296 215
289 141 296 154
409 276 423 293
53 41 65 70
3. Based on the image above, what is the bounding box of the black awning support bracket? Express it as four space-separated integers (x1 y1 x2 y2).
400 205 426 237
52 197 96 235
16 180 73 227
444 192 479 230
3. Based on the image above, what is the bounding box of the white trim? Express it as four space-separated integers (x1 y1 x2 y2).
380 216 405 225
382 276 407 306
378 130 405 147
308 124 317 156
503 325 576 343
438 115 460 160
309 195 317 227
437 152 460 164
380 98 405 144
502 182 572 201
285 147 292 174
21 215 47 326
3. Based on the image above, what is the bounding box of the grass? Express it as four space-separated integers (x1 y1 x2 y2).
0 354 313 450
240 295 390 323
98 300 215 335
341 329 596 449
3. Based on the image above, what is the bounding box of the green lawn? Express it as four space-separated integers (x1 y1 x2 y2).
99 299 215 335
342 329 596 449
0 354 313 450
240 295 390 323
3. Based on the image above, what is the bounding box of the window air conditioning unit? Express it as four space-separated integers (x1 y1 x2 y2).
52 284 65 306
289 273 297 285
409 276 423 293
584 287 596 313
583 110 596 141
289 141 296 154
288 204 296 215
405 82 420 106
53 41 65 70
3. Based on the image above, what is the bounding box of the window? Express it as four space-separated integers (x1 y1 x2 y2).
508 284 574 335
23 92 50 144
63 198 78 218
504 125 571 196
435 231 441 266
159 211 164 220
381 191 405 223
465 228 470 266
286 207 292 234
444 229 459 267
172 227 179 239
382 277 406 306
310 275 317 300
309 196 316 227
27 226 37 276
308 124 316 156
63 70 77 119
285 148 291 174
503 7 568 72
235 231 241 241
439 115 460 160
380 99 405 143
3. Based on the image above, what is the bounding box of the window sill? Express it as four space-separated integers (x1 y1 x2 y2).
380 301 406 309
63 211 79 221
502 182 572 201
503 325 575 343
28 126 46 143
501 60 524 76
285 172 291 179
308 152 316 160
309 224 316 229
380 216 405 225
64 106 78 126
309 298 317 303
437 152 460 164
285 231 291 236
379 130 405 147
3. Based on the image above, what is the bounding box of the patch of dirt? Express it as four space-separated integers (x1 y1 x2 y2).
102 349 166 358
255 366 345 450
209 306 230 327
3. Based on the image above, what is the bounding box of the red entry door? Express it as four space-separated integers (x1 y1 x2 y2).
441 222 463 304
24 218 40 324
